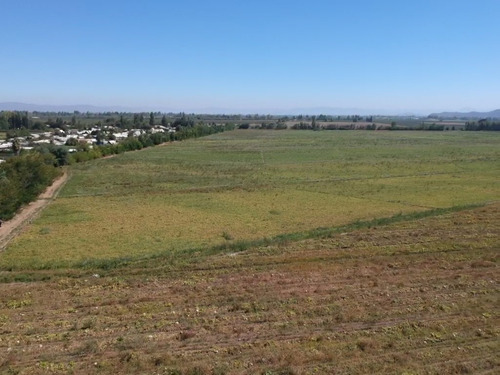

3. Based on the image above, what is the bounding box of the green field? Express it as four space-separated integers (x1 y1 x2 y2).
1 130 499 269
0 130 498 374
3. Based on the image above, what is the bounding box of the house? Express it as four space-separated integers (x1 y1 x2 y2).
0 142 13 150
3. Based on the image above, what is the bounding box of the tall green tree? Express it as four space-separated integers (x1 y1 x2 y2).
12 138 21 155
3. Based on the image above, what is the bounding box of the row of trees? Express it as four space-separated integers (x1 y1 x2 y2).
465 120 500 131
0 111 47 131
291 122 379 130
0 111 241 133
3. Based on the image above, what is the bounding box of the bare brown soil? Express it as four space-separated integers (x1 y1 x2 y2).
0 204 498 374
0 170 69 251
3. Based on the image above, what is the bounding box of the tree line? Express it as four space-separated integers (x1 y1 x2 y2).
0 110 241 132
464 120 500 131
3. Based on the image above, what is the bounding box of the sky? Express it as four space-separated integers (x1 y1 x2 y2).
1 0 499 115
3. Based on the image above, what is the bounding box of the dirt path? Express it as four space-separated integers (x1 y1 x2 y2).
0 169 69 251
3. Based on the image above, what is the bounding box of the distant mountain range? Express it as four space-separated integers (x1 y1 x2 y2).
428 109 500 119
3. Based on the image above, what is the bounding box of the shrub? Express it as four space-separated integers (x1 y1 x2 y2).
0 152 60 220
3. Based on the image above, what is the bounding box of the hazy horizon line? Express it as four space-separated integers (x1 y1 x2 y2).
1 101 499 117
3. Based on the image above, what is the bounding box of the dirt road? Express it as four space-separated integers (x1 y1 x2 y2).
0 169 69 251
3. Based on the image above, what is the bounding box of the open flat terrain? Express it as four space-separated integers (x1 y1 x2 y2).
0 130 498 269
0 203 498 374
0 130 498 374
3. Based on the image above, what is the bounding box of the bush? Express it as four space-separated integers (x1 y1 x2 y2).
0 152 60 220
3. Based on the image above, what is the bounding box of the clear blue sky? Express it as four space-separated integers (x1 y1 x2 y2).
1 0 499 114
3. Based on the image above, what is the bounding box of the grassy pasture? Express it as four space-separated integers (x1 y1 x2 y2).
1 130 499 269
0 130 498 374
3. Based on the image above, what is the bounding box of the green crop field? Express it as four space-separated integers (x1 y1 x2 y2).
1 130 498 269
0 129 498 374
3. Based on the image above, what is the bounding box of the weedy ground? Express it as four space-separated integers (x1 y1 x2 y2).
1 130 498 269
0 203 498 374
0 130 498 374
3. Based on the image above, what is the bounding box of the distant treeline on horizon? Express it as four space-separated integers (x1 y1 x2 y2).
1 111 499 133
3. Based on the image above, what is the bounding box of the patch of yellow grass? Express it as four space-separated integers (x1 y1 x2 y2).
2 188 419 268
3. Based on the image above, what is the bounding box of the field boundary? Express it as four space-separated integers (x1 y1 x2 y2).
176 201 491 258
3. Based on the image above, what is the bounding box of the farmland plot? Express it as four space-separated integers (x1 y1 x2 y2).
0 130 498 269
0 202 497 374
